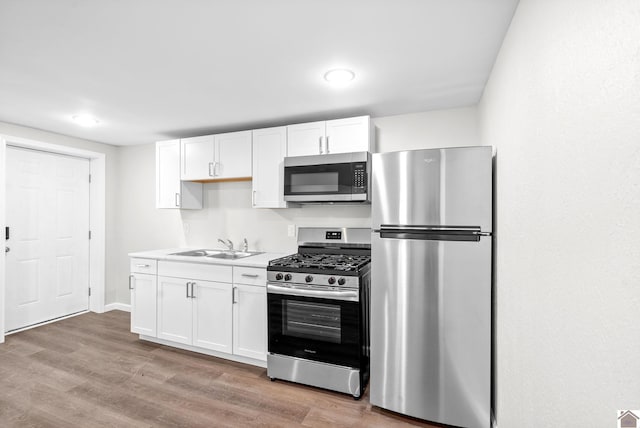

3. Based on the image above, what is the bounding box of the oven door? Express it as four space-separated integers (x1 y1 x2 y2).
267 284 361 368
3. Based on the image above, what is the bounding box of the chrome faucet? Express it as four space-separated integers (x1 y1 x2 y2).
242 238 248 252
218 238 234 251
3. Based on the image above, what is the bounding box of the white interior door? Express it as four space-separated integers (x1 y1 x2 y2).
5 147 90 332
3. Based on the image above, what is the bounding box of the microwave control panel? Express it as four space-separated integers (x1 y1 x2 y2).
353 163 367 193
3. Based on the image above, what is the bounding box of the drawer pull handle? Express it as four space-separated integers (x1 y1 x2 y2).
129 275 135 290
136 264 150 268
241 274 259 278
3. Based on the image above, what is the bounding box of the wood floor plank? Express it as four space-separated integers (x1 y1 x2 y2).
0 311 440 427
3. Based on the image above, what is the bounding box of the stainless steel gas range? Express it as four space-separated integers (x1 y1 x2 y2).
266 227 371 399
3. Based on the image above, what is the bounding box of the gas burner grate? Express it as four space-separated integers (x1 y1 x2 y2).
268 253 371 274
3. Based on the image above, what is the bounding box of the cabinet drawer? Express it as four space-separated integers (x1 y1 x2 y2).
130 258 157 274
158 261 232 282
233 266 266 286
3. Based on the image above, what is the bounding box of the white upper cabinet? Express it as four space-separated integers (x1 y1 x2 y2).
286 121 326 157
156 140 202 209
287 115 372 157
180 131 252 181
180 135 215 180
252 126 288 208
325 116 372 154
215 130 252 179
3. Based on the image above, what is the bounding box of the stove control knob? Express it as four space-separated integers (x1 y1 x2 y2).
284 274 292 281
337 278 346 286
275 273 283 281
305 275 313 283
328 277 336 285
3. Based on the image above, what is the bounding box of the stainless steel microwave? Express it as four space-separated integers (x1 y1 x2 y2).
283 151 371 203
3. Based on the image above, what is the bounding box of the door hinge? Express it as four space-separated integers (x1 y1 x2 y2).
89 174 92 183
89 230 92 240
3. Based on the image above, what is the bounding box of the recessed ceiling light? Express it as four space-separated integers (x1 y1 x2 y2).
71 114 99 127
324 68 355 86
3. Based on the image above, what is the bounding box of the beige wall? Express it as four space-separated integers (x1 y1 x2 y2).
0 121 121 304
114 107 481 304
479 0 640 426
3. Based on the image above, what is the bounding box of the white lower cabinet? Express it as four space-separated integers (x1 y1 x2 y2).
130 258 158 337
233 283 267 360
193 281 233 353
135 259 267 366
130 273 157 336
157 276 233 352
157 276 195 345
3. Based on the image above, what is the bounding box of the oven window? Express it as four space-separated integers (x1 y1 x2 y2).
283 300 341 343
290 172 339 193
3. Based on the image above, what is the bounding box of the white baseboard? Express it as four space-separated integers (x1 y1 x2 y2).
104 302 131 312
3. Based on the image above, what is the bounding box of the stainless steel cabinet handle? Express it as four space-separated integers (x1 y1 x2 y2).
186 282 190 298
135 264 150 268
325 136 330 153
232 287 238 304
318 136 323 154
252 190 256 206
208 162 214 176
214 162 220 176
241 273 259 278
191 282 195 299
129 275 135 290
175 193 180 207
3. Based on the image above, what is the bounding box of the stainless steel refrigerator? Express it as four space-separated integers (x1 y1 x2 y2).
370 146 492 428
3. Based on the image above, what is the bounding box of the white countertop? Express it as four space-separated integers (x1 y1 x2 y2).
128 248 287 268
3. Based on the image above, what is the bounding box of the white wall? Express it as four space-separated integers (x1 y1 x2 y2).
115 107 480 304
479 0 640 426
0 122 120 305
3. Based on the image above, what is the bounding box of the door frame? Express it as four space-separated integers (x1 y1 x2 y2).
0 135 106 343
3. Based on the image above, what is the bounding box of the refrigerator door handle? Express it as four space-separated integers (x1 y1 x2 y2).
377 225 488 242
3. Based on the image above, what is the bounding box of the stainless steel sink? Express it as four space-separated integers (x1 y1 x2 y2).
170 249 221 257
207 251 263 260
170 249 263 259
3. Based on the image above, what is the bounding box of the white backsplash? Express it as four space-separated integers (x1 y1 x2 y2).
180 180 372 253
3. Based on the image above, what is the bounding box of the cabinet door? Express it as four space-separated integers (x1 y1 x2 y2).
156 140 182 208
325 115 372 154
286 121 326 157
157 276 192 345
252 126 287 208
130 273 157 336
215 130 252 179
156 140 202 209
192 280 233 353
233 284 267 361
181 135 215 180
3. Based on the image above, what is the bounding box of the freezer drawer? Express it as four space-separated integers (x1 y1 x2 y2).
370 232 491 428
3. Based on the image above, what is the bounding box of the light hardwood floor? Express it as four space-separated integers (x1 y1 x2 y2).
0 310 438 427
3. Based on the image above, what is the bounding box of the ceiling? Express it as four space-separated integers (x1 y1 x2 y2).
0 0 519 146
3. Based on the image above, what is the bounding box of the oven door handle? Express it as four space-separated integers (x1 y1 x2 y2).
267 283 359 302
